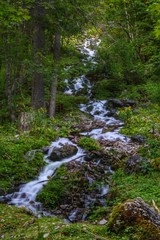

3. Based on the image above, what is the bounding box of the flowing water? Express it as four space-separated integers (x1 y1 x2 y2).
1 138 85 215
0 37 129 218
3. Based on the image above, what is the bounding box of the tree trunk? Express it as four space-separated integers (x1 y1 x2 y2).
49 74 58 118
32 0 45 110
49 32 61 118
53 32 61 61
4 33 16 120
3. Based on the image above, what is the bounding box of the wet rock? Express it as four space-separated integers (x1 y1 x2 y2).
49 144 78 161
106 109 117 117
41 147 49 154
124 99 137 107
93 120 106 129
21 192 27 198
125 155 150 174
99 219 107 225
108 99 137 109
108 99 123 108
108 197 160 239
0 194 13 203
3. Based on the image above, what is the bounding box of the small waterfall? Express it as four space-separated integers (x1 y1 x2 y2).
3 138 85 215
64 38 101 97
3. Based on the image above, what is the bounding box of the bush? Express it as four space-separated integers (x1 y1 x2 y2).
93 79 125 99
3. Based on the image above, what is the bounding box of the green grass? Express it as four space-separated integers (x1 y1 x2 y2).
0 204 117 240
109 169 160 207
118 103 160 160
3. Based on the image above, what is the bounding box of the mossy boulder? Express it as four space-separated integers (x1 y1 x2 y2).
107 197 160 240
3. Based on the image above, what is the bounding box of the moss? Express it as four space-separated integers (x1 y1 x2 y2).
78 137 102 151
108 169 160 207
138 220 160 240
107 199 160 240
151 157 160 171
37 163 90 210
36 165 68 209
88 206 109 222
0 204 113 240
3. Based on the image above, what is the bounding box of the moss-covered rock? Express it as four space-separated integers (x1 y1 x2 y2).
107 197 160 240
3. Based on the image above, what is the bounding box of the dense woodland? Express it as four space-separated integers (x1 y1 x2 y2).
0 1 160 239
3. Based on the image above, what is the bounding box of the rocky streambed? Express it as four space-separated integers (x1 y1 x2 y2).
0 98 141 222
0 38 142 222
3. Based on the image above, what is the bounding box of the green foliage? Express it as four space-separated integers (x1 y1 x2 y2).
0 203 113 240
149 2 160 39
88 206 109 221
37 164 89 210
109 169 160 207
0 108 83 193
93 79 125 99
118 104 160 160
151 157 160 171
120 81 160 103
56 94 87 114
0 131 46 192
37 165 68 209
118 104 160 135
0 1 30 32
78 137 102 151
144 81 160 103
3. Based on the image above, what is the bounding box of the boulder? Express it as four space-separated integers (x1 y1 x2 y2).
108 99 137 109
49 144 78 161
41 147 49 154
124 99 137 107
108 197 160 239
108 99 124 108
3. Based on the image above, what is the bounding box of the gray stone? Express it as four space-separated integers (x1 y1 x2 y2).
49 144 78 161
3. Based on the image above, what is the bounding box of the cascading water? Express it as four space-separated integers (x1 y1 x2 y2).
64 38 101 97
80 100 129 142
0 37 129 220
1 139 85 216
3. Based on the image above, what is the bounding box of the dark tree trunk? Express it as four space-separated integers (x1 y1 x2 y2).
4 33 16 121
32 0 45 110
49 32 61 118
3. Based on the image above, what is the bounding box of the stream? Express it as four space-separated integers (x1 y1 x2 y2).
0 37 129 220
